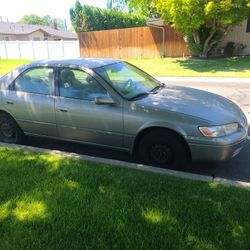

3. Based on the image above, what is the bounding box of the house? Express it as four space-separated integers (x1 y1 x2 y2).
220 19 250 55
0 22 78 41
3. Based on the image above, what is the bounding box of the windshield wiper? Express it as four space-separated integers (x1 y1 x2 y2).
128 83 165 101
128 92 150 101
150 83 165 93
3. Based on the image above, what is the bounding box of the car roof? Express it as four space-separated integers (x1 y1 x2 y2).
27 58 122 69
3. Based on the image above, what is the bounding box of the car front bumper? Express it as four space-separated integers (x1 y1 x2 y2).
186 127 248 162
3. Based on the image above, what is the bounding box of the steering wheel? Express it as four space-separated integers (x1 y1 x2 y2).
63 81 72 88
121 79 136 94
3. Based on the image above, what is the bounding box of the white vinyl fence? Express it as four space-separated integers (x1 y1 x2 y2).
0 40 80 60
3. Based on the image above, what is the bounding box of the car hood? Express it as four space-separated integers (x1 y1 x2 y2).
137 85 246 125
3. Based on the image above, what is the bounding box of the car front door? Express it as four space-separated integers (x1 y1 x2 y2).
54 68 124 149
2 67 57 137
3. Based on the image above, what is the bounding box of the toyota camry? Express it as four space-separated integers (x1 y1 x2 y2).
0 58 248 167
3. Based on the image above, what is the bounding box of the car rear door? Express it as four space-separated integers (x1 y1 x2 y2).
54 67 124 148
1 67 57 137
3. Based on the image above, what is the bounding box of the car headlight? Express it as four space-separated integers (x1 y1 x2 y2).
199 123 239 137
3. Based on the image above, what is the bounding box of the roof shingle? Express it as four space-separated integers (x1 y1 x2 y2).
0 22 77 39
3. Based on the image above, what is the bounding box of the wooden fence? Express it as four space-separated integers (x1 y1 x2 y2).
79 26 189 59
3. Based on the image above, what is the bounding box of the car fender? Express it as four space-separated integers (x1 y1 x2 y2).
136 120 188 138
128 120 191 157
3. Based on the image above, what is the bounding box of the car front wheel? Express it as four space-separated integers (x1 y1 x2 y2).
0 114 23 144
138 130 188 168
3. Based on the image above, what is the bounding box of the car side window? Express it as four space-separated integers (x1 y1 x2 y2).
14 68 54 95
58 68 107 101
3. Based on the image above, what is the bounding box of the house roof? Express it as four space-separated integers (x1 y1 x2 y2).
0 22 77 39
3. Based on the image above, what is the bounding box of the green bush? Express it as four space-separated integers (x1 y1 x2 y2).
223 42 235 57
185 26 222 57
184 35 203 57
70 1 147 32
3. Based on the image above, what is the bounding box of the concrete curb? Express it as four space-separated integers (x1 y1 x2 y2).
0 142 212 182
214 177 250 188
1 142 250 189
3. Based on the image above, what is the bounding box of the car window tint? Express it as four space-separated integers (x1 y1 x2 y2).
58 68 107 101
15 68 54 95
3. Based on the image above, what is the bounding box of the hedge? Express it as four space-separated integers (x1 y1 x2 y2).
70 1 147 32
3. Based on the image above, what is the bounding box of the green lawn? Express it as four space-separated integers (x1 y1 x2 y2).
0 59 31 75
127 57 250 77
0 147 250 250
1 57 250 77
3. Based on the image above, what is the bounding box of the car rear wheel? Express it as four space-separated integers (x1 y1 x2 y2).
138 130 188 168
0 114 23 144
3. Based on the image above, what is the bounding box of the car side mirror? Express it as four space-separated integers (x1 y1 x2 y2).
95 95 116 105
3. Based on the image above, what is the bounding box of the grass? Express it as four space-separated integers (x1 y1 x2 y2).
1 57 250 77
0 146 250 250
1 56 250 78
0 59 31 75
127 56 250 77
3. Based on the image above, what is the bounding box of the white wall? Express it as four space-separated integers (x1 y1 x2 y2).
220 20 250 55
0 40 80 60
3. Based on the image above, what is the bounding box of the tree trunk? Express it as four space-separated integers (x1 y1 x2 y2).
193 31 200 44
200 19 217 57
201 28 216 57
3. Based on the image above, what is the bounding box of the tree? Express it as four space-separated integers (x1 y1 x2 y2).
53 18 65 29
106 0 128 11
70 1 146 32
19 14 65 29
106 0 112 9
127 0 250 57
69 0 84 32
19 14 50 26
128 0 156 16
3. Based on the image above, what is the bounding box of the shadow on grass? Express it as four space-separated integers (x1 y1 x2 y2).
0 147 250 250
178 57 250 73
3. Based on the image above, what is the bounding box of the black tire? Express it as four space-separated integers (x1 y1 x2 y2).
0 114 23 143
138 130 188 168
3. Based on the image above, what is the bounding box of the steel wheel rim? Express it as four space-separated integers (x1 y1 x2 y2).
150 143 173 164
0 122 15 139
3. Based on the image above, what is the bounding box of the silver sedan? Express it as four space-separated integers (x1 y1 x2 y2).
0 58 248 167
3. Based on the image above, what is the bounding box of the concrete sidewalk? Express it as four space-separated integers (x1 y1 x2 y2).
156 77 250 122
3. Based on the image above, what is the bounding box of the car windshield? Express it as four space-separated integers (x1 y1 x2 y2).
94 62 161 100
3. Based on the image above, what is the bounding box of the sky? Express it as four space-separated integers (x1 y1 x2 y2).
0 0 107 27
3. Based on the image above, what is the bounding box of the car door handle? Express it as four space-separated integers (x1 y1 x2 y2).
6 100 14 105
57 107 68 112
